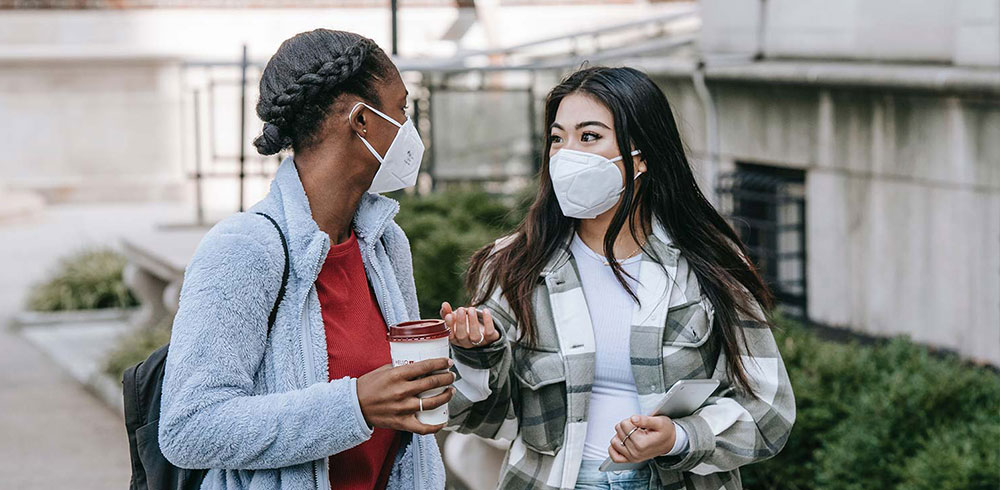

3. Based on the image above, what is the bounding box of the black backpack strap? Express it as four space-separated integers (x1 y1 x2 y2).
254 212 289 334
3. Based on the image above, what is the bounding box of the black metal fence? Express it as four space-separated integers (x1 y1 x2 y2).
716 164 808 321
176 9 697 221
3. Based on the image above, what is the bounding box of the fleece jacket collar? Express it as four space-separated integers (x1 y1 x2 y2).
272 156 401 281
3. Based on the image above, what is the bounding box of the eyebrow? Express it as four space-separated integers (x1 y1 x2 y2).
549 121 611 130
576 121 610 130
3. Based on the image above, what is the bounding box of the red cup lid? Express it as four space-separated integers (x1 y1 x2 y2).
387 319 450 342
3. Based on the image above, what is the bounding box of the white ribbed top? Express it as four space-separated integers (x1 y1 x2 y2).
570 233 645 461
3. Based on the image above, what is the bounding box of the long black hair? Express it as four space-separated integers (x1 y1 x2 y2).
253 29 395 155
465 66 774 396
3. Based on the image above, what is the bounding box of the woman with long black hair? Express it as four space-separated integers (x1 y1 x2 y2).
443 67 795 490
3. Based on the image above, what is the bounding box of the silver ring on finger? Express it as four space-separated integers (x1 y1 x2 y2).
622 426 639 445
418 398 424 412
472 328 485 345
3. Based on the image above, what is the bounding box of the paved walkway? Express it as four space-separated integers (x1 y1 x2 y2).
0 201 188 488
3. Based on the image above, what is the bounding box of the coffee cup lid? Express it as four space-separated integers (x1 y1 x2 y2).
387 319 450 342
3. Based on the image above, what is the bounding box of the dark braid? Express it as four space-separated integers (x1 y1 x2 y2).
253 30 395 155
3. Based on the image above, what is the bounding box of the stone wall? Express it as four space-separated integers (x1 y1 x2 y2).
700 0 1000 68
649 70 1000 365
0 54 184 203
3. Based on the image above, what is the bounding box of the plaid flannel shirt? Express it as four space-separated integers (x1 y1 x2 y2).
447 221 795 490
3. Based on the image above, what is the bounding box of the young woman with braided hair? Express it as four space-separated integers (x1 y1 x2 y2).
159 29 452 490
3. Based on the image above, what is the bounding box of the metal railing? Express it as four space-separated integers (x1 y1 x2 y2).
179 7 698 222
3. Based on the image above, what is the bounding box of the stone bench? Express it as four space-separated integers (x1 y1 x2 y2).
120 227 209 330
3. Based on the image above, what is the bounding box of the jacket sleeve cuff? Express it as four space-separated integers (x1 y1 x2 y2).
653 414 714 473
346 377 374 440
665 422 689 456
449 326 507 370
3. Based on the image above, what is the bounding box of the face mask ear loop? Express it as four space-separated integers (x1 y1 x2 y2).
349 101 392 163
608 149 643 164
625 150 644 182
357 133 386 164
351 101 404 129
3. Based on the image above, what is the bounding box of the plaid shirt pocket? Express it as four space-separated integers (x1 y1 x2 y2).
664 296 715 347
512 345 567 455
660 296 718 389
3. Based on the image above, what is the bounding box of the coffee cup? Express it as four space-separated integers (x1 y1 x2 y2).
387 319 452 425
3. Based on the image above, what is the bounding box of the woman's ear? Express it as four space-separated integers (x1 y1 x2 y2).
636 154 647 174
347 102 369 138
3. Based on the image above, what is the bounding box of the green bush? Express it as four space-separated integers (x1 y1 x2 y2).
26 248 138 311
103 319 173 379
394 189 527 317
742 319 1000 490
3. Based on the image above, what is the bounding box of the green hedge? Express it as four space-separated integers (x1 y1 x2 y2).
26 248 138 311
103 318 173 379
393 188 529 318
743 319 1000 490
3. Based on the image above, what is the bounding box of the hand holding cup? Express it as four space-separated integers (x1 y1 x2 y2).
356 358 455 435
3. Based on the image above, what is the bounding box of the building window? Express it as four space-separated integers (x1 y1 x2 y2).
716 163 807 321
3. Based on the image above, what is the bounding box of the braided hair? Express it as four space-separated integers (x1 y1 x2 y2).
253 29 395 155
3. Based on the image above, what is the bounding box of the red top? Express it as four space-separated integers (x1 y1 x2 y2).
316 231 401 490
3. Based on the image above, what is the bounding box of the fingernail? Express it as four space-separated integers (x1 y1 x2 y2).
448 359 454 366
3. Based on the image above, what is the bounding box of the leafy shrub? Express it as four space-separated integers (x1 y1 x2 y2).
102 319 173 379
394 189 527 317
26 248 138 311
742 319 1000 490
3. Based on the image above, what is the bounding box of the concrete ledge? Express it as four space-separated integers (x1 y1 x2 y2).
0 190 45 224
18 320 132 418
10 308 136 330
0 46 182 64
639 57 1000 96
86 369 126 418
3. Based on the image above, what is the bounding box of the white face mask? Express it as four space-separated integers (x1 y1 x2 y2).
548 148 643 219
350 102 425 194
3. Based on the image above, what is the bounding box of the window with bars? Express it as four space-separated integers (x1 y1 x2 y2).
716 163 807 321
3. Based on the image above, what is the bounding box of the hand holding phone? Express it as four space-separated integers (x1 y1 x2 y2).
599 379 719 472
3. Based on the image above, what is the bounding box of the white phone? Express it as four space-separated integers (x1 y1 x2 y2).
598 379 720 472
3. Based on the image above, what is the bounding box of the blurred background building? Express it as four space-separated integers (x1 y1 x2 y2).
0 1 997 488
2 0 995 361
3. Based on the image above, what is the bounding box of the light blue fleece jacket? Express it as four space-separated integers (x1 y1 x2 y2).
159 157 446 490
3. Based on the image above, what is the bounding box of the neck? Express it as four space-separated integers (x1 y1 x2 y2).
576 204 648 260
295 154 368 245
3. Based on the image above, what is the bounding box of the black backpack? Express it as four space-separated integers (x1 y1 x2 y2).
122 212 289 490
